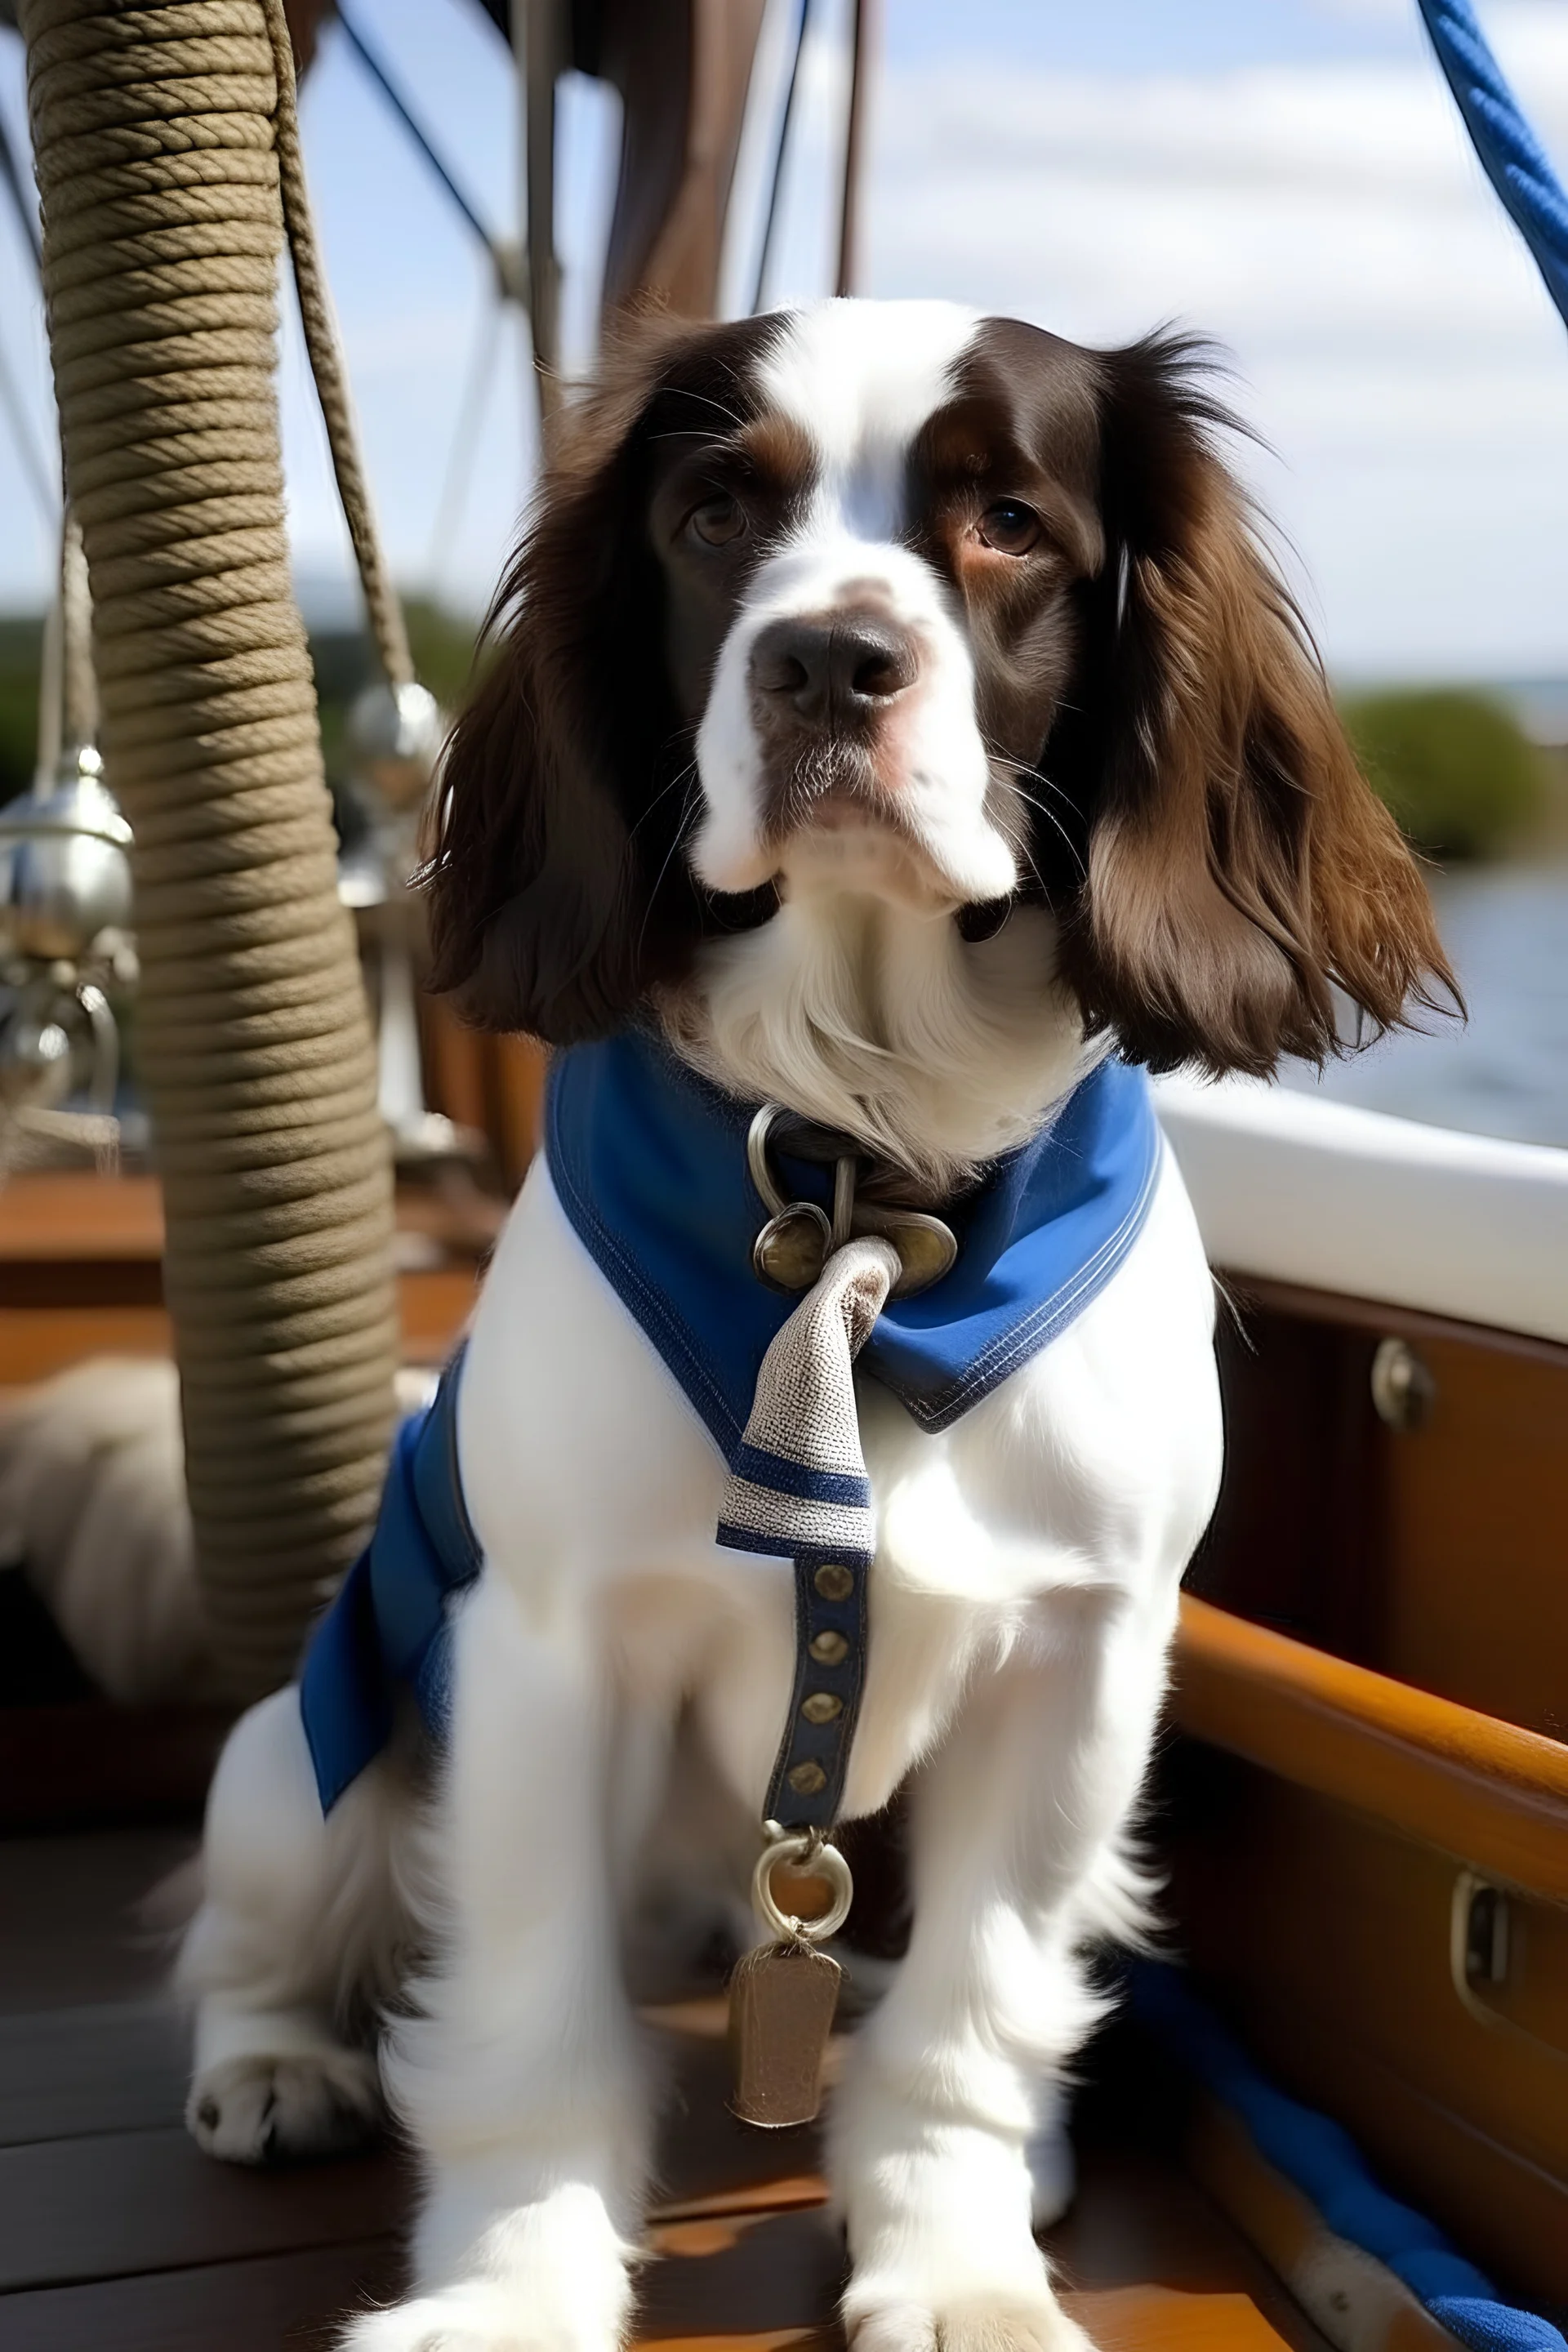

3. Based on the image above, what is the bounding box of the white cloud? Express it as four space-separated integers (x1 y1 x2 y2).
3 0 1566 673
862 7 1568 674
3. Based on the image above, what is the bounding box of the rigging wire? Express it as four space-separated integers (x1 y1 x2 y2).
424 294 505 599
0 96 57 523
519 0 563 434
0 100 42 270
332 2 523 305
752 0 813 314
265 0 413 686
835 0 874 298
0 335 55 528
0 90 85 786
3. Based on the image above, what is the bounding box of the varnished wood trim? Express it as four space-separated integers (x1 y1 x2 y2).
0 1266 477 1386
488 1033 546 1193
1218 1271 1568 1371
0 1172 164 1260
1174 1597 1568 1900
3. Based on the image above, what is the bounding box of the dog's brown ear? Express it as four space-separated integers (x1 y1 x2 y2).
1054 335 1455 1076
422 327 700 1044
421 558 641 1045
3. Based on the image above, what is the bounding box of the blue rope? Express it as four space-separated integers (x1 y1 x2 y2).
1415 0 1568 331
1130 1962 1567 2351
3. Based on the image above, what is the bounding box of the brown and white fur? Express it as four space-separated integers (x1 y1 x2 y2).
170 301 1449 2352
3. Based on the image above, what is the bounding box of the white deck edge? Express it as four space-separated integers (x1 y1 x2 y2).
1152 1075 1568 1348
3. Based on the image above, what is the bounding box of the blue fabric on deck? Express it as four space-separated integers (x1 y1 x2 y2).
1432 2306 1566 2352
545 1026 1162 1454
1130 1962 1566 2350
300 1350 481 1812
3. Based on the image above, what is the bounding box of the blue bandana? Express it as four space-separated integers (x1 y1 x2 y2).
301 1025 1161 1814
301 1351 480 1812
545 1026 1163 1449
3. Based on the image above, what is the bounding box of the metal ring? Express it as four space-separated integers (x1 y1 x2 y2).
746 1102 790 1219
751 1828 854 1944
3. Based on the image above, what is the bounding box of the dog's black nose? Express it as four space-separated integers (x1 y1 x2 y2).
751 613 919 728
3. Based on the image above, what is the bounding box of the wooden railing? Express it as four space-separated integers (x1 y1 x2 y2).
1174 1594 1568 1903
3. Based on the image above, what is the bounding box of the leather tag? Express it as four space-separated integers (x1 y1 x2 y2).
728 1940 841 2129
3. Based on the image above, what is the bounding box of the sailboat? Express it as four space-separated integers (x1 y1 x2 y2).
0 3 1563 2345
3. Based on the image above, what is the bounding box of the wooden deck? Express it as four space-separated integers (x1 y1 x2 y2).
0 1824 1332 2352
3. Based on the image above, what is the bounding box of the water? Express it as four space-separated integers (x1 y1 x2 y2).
1279 864 1568 1149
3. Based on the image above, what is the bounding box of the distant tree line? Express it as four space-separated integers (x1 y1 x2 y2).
0 616 1552 866
1339 688 1548 864
0 598 485 843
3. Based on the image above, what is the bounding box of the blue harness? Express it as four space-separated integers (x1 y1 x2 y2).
300 1026 1161 1814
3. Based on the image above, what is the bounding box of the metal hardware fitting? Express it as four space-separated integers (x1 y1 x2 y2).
752 1821 854 1944
1370 1336 1437 1431
746 1102 957 1298
1450 1870 1510 2029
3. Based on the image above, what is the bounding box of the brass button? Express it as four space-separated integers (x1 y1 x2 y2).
813 1562 853 1601
787 1760 827 1796
809 1630 849 1665
801 1691 843 1726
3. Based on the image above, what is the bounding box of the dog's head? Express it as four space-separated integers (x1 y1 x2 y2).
427 300 1450 1074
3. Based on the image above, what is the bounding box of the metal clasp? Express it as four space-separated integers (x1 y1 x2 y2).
746 1102 958 1300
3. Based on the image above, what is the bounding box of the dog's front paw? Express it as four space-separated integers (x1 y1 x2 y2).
187 2046 381 2163
847 2287 1095 2352
340 2283 612 2352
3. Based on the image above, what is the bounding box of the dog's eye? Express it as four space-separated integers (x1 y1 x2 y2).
977 501 1041 556
689 495 746 548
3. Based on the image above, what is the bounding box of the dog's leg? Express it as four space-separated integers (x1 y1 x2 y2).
831 1590 1174 2352
345 1570 650 2352
180 1686 403 2162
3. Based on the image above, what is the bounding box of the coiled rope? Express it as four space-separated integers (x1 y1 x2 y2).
20 0 399 1699
1416 0 1568 333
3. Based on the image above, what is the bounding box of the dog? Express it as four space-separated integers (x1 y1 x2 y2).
176 300 1449 2352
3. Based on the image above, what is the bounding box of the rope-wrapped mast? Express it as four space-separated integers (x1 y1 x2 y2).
19 0 399 1700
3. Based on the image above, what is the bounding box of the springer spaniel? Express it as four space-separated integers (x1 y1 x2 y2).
178 301 1448 2352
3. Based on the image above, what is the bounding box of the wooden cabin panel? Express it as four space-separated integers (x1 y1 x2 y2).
1200 1284 1568 1742
1172 1756 1568 2305
1378 1336 1568 1741
1175 1769 1568 2172
1192 1303 1382 1662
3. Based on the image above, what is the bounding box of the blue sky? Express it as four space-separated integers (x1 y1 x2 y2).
2 0 1566 678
